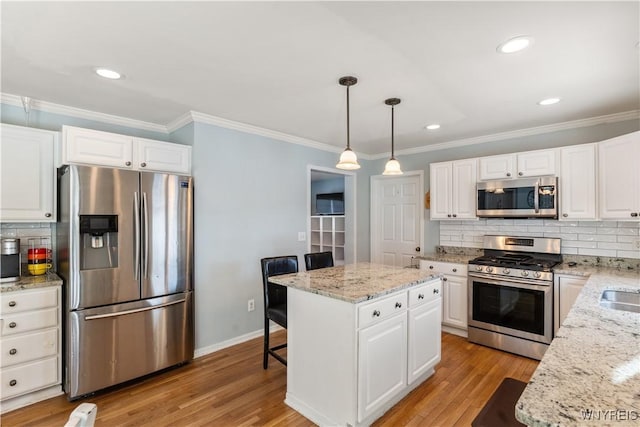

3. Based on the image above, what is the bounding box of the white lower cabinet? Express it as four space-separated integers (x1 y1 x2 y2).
286 278 441 426
554 274 589 335
0 286 62 413
420 260 468 334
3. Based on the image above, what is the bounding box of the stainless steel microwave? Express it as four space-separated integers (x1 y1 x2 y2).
476 177 558 218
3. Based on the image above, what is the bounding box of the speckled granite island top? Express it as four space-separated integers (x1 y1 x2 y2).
516 268 640 427
0 272 62 293
269 262 439 303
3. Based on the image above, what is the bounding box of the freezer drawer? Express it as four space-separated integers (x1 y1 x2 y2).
66 292 193 399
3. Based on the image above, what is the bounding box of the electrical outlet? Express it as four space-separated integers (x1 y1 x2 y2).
298 231 306 241
247 299 255 312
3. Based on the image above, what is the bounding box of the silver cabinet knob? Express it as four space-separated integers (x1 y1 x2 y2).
506 172 512 177
452 268 457 273
447 214 452 218
631 212 639 217
395 302 402 309
9 380 17 387
45 212 52 218
140 162 147 168
433 288 440 294
125 161 132 166
452 214 457 218
518 172 523 176
418 294 424 299
442 277 448 282
429 265 434 270
8 301 16 307
8 322 16 328
372 310 381 317
563 213 568 217
9 348 16 355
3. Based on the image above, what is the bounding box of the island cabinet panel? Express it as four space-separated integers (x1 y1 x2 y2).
285 277 441 427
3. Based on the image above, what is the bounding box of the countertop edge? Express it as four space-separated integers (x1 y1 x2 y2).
1 272 63 293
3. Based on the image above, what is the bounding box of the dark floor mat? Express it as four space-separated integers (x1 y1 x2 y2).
472 377 527 427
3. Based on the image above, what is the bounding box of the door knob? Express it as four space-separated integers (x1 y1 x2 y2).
415 247 420 252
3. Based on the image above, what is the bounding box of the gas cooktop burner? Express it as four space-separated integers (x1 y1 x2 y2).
470 255 559 271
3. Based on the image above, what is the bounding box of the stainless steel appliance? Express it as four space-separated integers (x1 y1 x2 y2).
476 176 558 218
467 235 561 360
1 238 20 282
57 165 194 399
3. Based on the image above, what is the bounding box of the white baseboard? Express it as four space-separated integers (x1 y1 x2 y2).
0 385 63 414
194 324 283 359
443 325 468 338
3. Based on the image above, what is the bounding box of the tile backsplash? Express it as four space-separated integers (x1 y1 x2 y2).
439 219 640 259
0 223 54 262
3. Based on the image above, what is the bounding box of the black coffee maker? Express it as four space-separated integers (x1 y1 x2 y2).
1 238 21 282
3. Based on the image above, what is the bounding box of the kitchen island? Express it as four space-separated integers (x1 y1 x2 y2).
516 267 640 426
270 262 441 426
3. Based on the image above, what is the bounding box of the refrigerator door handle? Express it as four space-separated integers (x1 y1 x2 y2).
84 299 186 320
134 191 140 280
142 192 149 279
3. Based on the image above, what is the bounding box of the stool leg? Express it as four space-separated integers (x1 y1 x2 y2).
263 317 269 369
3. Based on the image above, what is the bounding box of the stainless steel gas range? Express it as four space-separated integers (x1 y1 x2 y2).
467 235 562 360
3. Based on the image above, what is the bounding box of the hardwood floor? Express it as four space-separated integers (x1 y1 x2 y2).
1 331 538 426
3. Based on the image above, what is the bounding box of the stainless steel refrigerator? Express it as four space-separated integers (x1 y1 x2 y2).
57 165 194 399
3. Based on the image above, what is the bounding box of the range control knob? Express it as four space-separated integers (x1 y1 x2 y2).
503 268 511 275
475 265 483 272
533 271 542 279
521 270 529 277
486 266 494 273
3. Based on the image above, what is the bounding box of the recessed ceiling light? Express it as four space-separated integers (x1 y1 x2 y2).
95 68 122 80
538 97 561 106
497 36 534 54
425 124 441 130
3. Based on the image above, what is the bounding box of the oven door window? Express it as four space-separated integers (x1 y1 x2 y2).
472 280 545 336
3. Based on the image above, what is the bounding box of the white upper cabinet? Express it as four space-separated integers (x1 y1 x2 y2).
62 126 191 175
430 159 477 220
0 124 58 222
478 149 557 180
598 132 640 220
135 137 191 175
559 143 597 220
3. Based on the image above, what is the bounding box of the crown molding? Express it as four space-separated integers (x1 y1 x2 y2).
1 93 167 133
180 110 344 154
370 109 640 159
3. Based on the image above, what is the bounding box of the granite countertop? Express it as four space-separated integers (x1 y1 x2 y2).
516 267 640 426
269 262 440 303
1 271 63 293
417 253 477 264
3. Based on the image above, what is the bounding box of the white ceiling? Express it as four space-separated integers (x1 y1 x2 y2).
2 1 638 155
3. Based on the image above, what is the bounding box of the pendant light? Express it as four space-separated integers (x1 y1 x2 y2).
382 98 403 175
336 76 361 170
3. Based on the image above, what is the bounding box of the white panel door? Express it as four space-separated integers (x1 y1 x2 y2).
517 149 557 177
478 154 514 180
451 159 477 219
442 276 468 329
357 313 407 422
598 132 640 220
429 162 452 219
63 126 133 169
372 174 423 267
135 138 191 174
407 299 441 384
560 144 596 220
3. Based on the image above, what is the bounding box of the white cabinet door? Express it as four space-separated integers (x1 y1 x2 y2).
429 162 452 220
560 144 596 220
63 126 133 169
135 138 191 175
554 275 588 334
357 313 407 423
0 124 57 222
451 159 477 219
517 149 557 177
407 299 441 384
442 275 468 329
598 132 640 220
478 154 515 180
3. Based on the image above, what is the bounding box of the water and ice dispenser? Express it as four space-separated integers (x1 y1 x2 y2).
79 215 119 270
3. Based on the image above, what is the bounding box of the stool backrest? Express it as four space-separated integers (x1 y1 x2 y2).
304 251 334 271
260 256 298 308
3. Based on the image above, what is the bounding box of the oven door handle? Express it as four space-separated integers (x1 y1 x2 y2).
468 274 551 291
534 180 540 213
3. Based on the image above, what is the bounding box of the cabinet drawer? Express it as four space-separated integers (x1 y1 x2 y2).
1 308 58 337
1 329 58 368
0 357 58 400
420 260 466 277
1 287 58 314
358 292 407 329
409 280 442 307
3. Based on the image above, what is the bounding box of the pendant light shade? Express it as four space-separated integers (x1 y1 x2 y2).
336 76 361 170
383 98 403 176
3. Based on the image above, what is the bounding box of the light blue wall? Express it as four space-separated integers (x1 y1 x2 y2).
370 118 640 252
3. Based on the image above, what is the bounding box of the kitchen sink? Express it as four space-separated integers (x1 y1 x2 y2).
600 290 640 314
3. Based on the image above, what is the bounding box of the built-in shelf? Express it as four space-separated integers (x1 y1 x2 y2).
309 215 345 265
